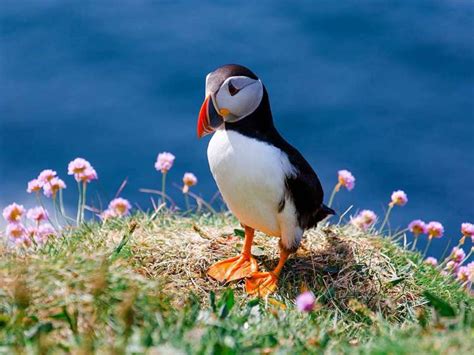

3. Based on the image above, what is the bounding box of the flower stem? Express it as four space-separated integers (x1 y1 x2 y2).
59 188 65 216
184 192 190 211
437 242 454 270
53 195 60 228
439 237 452 263
423 236 433 258
36 192 56 229
460 247 473 266
76 181 82 225
80 181 87 224
327 183 340 208
56 188 72 226
379 204 393 233
161 172 167 207
411 236 418 251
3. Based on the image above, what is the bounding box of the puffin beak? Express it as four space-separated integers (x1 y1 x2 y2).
197 95 224 138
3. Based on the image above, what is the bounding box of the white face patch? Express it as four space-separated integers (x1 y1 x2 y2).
214 76 263 122
205 73 212 97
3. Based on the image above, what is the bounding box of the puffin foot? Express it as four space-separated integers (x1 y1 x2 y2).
245 272 278 297
207 254 258 283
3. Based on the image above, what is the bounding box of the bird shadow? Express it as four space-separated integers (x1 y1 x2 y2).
258 231 387 312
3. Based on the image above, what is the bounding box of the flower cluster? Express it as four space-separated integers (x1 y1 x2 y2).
424 257 438 266
407 219 445 254
2 203 25 223
426 221 444 239
351 210 377 231
27 169 67 198
378 190 408 232
408 220 427 236
461 223 474 243
461 223 474 237
421 220 474 289
182 172 198 193
457 262 474 285
2 203 55 246
43 177 67 198
441 246 467 275
328 169 355 208
390 190 408 207
337 170 355 191
26 206 49 224
155 152 175 174
296 291 316 312
449 247 466 263
68 158 98 183
101 198 132 220
426 243 474 288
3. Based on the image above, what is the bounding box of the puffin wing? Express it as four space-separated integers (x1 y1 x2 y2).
284 149 334 229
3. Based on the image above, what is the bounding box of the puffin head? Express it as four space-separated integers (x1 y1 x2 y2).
197 64 264 138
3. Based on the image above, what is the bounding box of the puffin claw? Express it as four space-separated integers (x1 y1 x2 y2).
245 271 278 297
207 254 258 283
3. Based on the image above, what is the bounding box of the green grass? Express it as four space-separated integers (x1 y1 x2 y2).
0 212 472 354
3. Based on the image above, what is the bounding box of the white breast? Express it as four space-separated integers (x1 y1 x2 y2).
207 129 297 238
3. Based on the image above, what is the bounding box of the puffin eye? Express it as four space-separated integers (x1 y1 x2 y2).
228 81 240 96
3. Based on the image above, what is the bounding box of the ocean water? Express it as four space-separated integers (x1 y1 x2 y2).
1 1 473 258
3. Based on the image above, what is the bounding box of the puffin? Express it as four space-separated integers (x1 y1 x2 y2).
197 64 334 297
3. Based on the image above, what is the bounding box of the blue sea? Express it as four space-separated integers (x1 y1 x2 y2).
1 1 473 258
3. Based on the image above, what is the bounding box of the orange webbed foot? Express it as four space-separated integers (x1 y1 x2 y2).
207 254 258 283
245 271 278 297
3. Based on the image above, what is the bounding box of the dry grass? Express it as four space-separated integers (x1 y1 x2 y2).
103 214 421 319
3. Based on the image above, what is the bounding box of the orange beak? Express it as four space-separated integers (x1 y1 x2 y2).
197 95 223 138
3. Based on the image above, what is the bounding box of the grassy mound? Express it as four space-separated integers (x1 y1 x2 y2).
0 212 472 353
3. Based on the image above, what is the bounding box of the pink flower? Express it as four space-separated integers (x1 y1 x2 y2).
390 190 408 207
351 210 377 231
68 158 98 183
426 221 444 239
12 236 31 248
100 209 117 221
2 203 25 223
24 227 41 245
37 223 55 241
408 220 426 237
466 262 474 283
182 172 198 193
108 198 131 217
23 224 55 245
444 260 460 274
37 169 57 184
457 266 469 283
26 226 38 239
26 207 49 223
43 177 66 198
154 152 175 173
337 170 355 191
461 223 474 237
68 157 91 175
77 167 98 183
296 291 316 312
6 223 26 239
424 257 438 266
449 247 466 263
27 179 43 193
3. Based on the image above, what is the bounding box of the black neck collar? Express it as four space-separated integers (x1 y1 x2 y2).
224 88 278 141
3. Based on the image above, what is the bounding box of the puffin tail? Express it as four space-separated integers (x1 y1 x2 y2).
314 204 335 224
